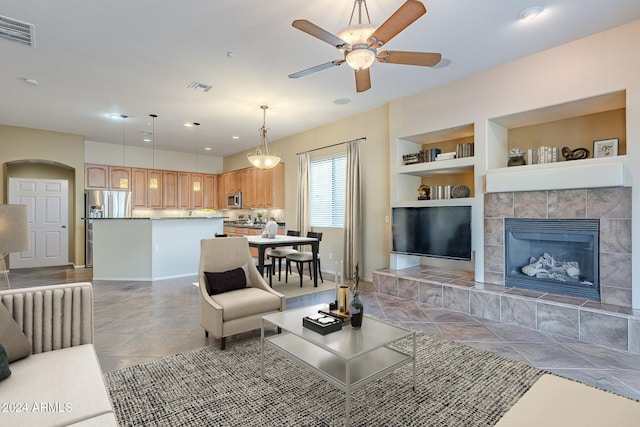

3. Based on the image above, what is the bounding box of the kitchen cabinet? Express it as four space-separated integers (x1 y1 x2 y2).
109 166 131 190
85 164 109 189
266 163 284 208
217 173 227 209
191 173 204 209
163 170 178 208
131 168 148 208
177 172 191 209
147 170 163 208
203 174 217 209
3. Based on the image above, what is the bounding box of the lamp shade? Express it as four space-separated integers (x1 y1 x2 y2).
0 204 30 255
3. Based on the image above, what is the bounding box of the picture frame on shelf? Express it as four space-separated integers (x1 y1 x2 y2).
593 138 619 158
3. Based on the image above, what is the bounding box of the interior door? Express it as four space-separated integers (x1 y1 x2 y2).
8 178 69 268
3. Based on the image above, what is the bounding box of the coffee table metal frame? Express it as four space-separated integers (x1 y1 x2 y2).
261 304 416 426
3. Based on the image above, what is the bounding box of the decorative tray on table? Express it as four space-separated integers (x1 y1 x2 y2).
302 313 342 335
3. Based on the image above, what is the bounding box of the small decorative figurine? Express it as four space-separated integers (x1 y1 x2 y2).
562 146 590 161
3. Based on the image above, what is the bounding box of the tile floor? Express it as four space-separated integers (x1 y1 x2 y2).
5 266 640 400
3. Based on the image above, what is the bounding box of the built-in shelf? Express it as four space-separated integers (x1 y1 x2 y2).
396 157 475 177
486 156 628 193
392 197 474 208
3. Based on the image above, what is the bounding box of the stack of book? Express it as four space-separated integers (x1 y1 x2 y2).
456 142 475 158
436 151 457 161
420 148 442 162
527 146 559 164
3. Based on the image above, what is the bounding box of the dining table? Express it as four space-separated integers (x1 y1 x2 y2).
247 235 319 288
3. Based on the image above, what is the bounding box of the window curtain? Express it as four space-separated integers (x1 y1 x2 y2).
343 139 363 279
295 152 311 236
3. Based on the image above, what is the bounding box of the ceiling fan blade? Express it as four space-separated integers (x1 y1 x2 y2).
369 0 426 47
292 19 347 48
289 59 345 79
377 51 441 67
355 68 371 93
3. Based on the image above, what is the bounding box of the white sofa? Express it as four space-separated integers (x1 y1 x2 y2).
0 282 117 426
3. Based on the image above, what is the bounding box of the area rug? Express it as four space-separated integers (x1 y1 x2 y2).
104 332 544 426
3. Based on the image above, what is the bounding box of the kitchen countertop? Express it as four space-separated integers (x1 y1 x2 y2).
83 216 229 220
224 221 285 229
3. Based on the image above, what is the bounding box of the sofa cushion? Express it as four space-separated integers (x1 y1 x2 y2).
205 267 247 295
211 287 282 321
0 302 31 362
0 343 10 381
0 344 114 426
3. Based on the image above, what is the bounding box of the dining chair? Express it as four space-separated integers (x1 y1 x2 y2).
285 231 324 287
266 230 300 281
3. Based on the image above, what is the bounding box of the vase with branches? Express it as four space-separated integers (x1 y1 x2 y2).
349 263 363 329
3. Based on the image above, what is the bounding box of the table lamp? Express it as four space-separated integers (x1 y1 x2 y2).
0 204 30 288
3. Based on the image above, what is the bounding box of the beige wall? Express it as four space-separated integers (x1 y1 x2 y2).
224 106 390 280
0 125 85 266
388 19 640 308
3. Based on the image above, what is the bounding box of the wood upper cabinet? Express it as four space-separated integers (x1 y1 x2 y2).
241 168 255 208
267 162 285 208
109 166 131 190
131 168 148 208
191 173 204 209
217 173 227 208
85 164 109 189
177 172 191 209
203 174 217 209
147 170 163 208
163 170 178 208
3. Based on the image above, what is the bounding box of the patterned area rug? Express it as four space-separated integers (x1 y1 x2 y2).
104 332 544 426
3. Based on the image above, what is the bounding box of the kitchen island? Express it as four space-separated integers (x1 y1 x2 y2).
91 217 225 280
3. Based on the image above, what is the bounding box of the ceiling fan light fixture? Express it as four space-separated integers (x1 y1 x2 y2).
345 48 376 71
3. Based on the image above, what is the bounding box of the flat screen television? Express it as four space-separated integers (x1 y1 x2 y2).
392 206 472 261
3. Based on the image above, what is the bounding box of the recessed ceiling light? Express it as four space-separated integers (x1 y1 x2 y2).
227 51 235 59
518 5 544 20
143 138 151 143
23 78 39 86
204 147 212 151
334 98 351 105
140 130 153 135
184 123 193 127
232 136 239 139
187 81 213 92
109 114 123 119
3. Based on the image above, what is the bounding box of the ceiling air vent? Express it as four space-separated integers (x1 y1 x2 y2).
188 81 213 93
0 15 35 47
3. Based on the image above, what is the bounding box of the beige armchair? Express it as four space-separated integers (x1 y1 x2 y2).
199 237 285 349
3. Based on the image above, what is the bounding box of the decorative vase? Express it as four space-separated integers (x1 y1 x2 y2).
337 285 350 315
507 156 526 167
264 220 278 238
350 293 363 329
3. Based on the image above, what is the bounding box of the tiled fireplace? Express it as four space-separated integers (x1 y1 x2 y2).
373 186 639 355
484 187 632 308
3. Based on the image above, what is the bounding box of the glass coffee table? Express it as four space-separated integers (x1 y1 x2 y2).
261 304 416 426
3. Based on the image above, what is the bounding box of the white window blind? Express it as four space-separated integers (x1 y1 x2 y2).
310 154 346 228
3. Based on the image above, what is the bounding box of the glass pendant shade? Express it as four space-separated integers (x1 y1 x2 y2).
248 106 281 170
338 24 377 70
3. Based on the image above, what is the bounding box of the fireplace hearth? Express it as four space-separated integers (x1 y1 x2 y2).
504 218 600 300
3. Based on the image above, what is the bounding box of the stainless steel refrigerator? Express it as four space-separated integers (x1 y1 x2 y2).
85 190 132 267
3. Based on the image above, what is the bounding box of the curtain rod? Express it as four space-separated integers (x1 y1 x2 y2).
296 137 366 155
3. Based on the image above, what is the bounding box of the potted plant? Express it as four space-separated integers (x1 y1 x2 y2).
350 263 363 329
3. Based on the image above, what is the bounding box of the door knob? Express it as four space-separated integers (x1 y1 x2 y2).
62 225 67 228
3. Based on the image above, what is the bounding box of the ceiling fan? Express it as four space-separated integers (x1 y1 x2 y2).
289 0 441 93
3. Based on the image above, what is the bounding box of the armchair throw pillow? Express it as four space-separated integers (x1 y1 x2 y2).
0 303 32 362
204 267 247 295
0 344 10 381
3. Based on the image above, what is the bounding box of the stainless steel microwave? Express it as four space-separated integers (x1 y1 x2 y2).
227 192 242 208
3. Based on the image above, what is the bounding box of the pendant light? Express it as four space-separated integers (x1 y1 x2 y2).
247 105 281 170
119 115 129 189
193 122 201 192
149 114 158 189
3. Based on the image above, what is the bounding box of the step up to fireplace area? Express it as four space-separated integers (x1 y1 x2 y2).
373 266 640 355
